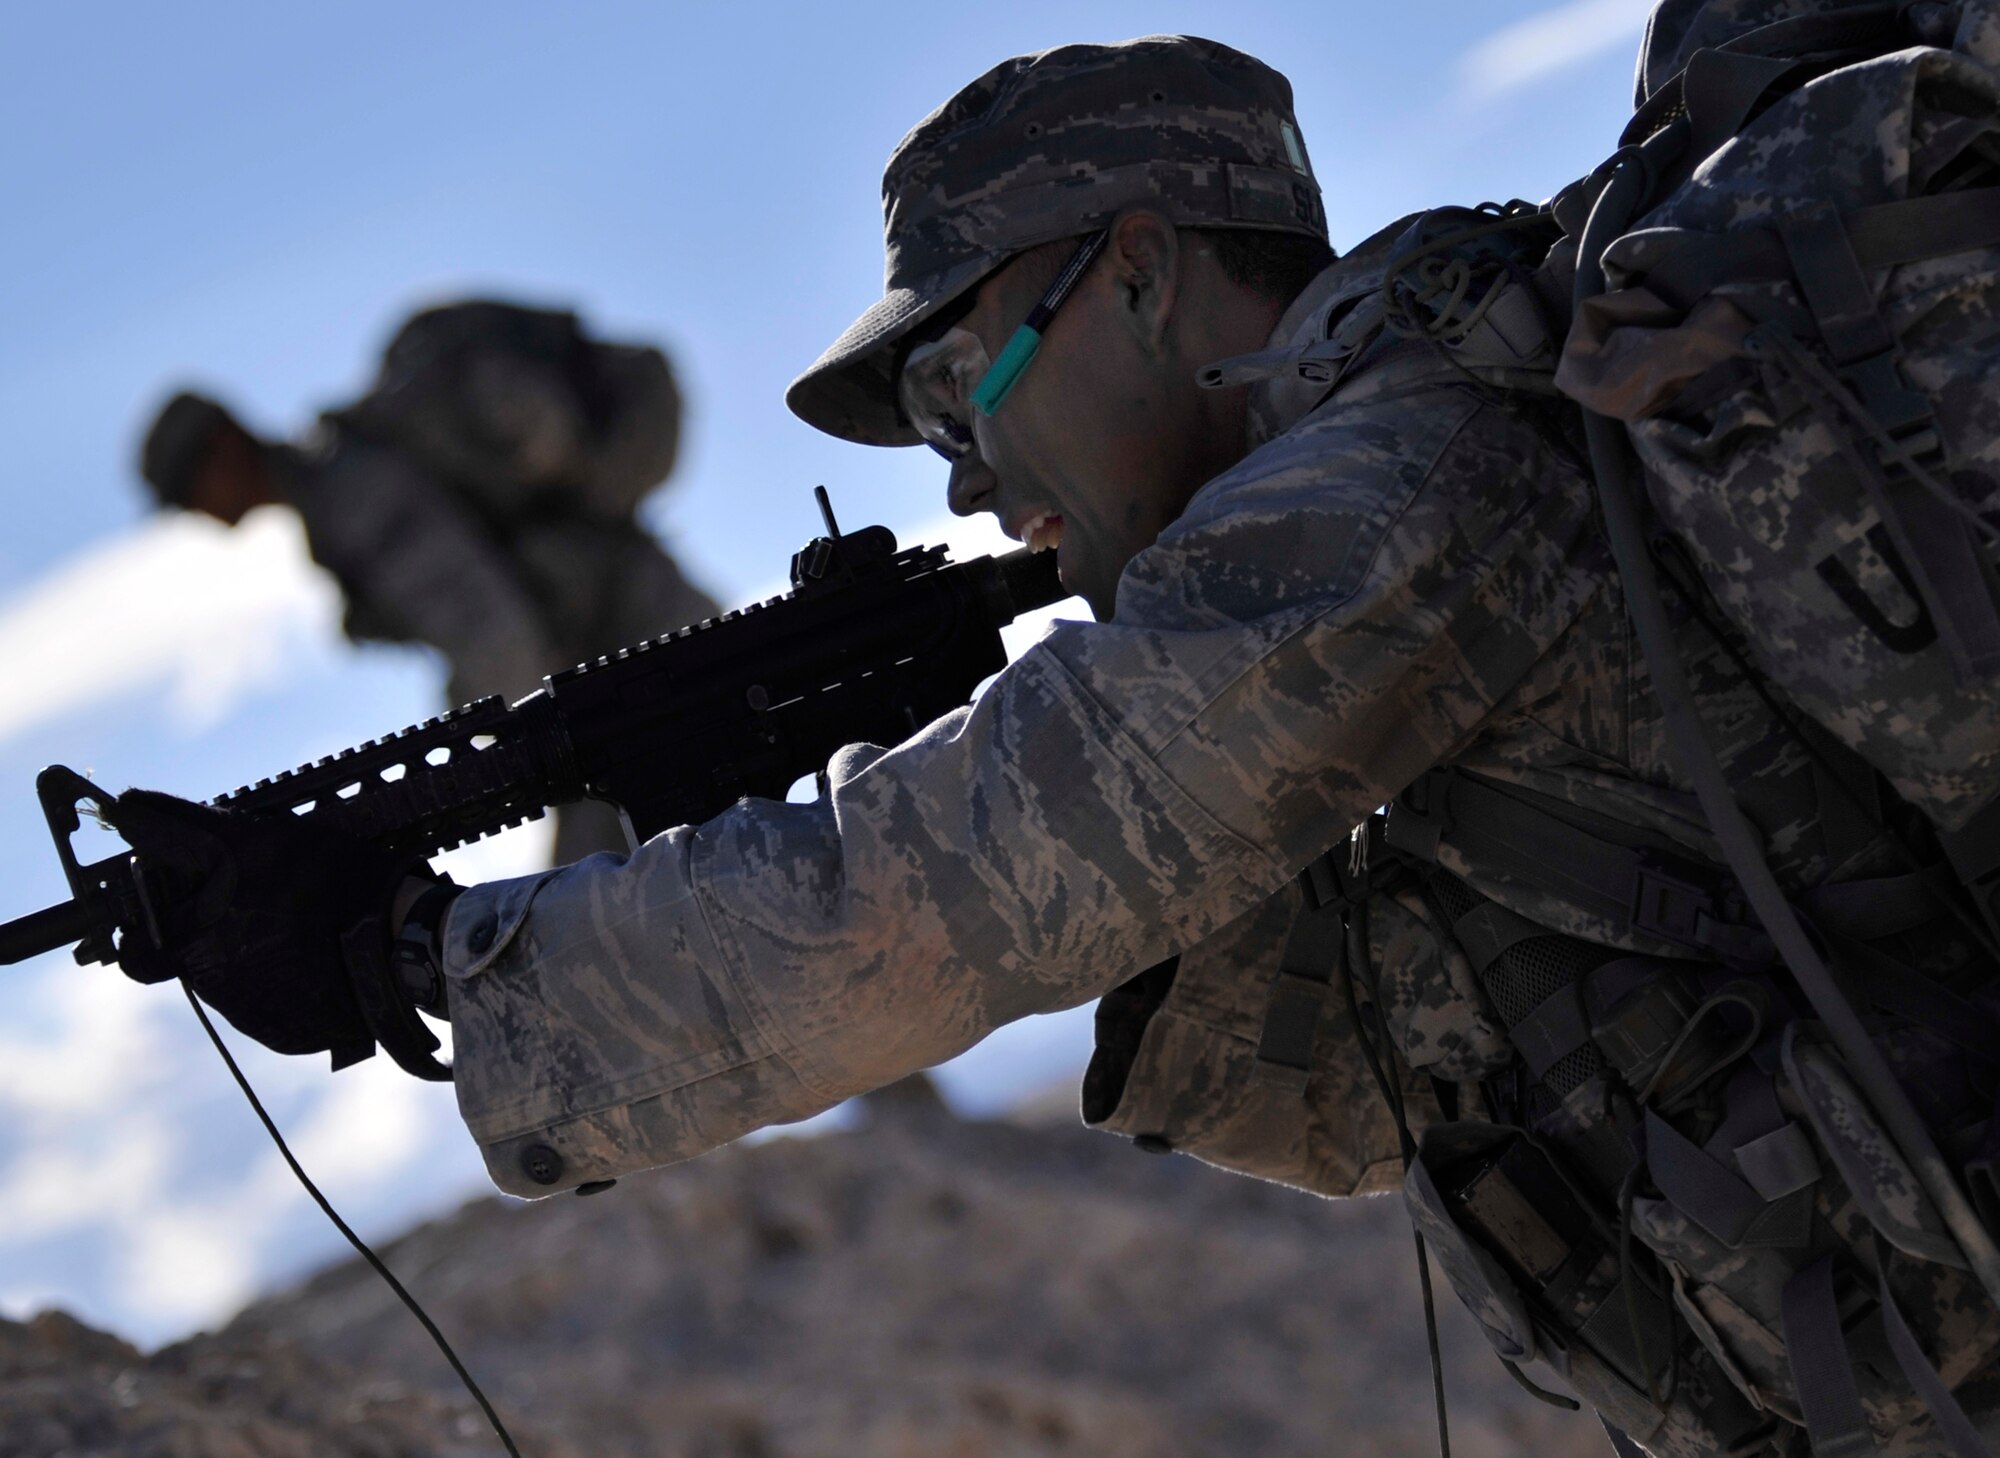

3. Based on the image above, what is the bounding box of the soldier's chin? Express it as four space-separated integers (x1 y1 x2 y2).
1059 540 1116 620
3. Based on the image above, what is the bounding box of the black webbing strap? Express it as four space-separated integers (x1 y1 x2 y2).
1384 768 1773 968
1939 798 2000 956
1508 982 1592 1083
1647 1108 1814 1249
1847 189 2000 274
1824 928 2000 1066
1797 869 1939 943
1782 1256 1881 1457
1252 850 1352 1093
1680 47 1816 166
1626 188 2000 310
1782 206 1915 383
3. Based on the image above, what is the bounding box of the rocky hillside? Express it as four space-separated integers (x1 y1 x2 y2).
2 1089 1603 1457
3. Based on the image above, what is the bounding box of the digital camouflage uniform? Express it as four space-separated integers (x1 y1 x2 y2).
266 307 720 861
434 31 2000 1456
272 428 716 707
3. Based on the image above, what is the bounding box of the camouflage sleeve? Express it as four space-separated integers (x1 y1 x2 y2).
292 440 561 702
441 389 1608 1197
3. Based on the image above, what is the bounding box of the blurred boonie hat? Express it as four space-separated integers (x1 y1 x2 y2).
140 391 233 507
786 34 1326 446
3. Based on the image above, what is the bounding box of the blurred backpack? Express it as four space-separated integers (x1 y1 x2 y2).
331 299 683 529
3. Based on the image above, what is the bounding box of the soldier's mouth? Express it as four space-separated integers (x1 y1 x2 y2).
1019 512 1066 554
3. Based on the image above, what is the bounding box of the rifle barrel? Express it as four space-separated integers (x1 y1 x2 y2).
0 898 91 966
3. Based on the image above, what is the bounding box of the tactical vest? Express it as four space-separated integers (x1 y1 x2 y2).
1086 9 2000 1445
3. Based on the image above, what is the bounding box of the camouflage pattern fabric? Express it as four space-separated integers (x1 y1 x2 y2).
1635 0 1853 103
1560 7 2000 830
335 301 686 523
1632 0 2000 105
274 435 562 706
275 429 718 708
785 35 1326 446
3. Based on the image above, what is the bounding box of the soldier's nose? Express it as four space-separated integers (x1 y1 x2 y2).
947 452 998 518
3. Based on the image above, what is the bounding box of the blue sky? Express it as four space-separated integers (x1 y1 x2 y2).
0 0 1650 1345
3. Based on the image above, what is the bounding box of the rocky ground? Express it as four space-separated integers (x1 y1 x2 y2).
1 1085 1605 1457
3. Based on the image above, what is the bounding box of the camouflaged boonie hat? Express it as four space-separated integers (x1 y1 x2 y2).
785 35 1327 446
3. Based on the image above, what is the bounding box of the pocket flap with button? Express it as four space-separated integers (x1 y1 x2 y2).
442 869 562 979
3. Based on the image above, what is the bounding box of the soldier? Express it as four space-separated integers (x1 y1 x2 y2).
109 26 2000 1457
137 302 720 862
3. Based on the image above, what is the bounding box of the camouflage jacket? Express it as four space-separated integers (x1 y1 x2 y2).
439 217 1873 1201
273 422 718 707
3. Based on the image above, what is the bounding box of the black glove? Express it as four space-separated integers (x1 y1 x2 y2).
107 789 427 1071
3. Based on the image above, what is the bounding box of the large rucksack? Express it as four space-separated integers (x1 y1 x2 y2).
331 299 684 528
1553 0 2000 886
1324 7 2000 1453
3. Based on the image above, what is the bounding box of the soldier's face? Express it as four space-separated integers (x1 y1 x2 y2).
938 222 1241 620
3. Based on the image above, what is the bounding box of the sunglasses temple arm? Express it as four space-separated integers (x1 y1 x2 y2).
972 325 1042 416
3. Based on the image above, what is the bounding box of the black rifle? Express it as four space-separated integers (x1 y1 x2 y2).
0 495 1064 1069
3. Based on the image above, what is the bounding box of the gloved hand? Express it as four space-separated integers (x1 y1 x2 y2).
106 789 412 1066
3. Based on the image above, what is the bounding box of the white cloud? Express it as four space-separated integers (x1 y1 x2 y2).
0 508 340 748
1458 0 1650 102
0 1115 175 1243
120 1205 263 1326
245 1057 439 1200
0 962 168 1123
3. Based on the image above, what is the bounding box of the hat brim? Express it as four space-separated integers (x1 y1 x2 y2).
785 251 1004 447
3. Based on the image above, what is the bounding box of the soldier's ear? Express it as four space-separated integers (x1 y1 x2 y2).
1104 209 1180 356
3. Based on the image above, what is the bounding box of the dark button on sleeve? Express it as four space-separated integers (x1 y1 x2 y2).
520 1143 564 1186
466 915 497 955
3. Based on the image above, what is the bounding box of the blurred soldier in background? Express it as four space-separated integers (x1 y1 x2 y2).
138 301 720 862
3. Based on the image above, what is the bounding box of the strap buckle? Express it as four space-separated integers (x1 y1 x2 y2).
1841 346 1935 441
1631 856 1722 951
1384 769 1454 863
